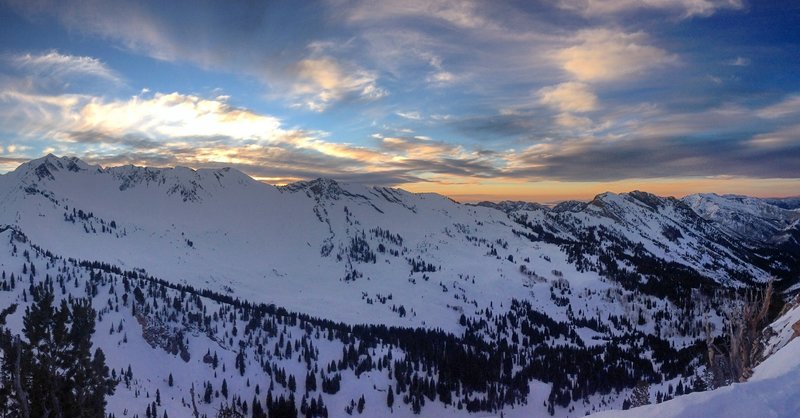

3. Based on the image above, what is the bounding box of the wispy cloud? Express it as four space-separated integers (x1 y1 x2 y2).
5 0 383 111
9 51 123 85
556 0 744 18
756 95 800 119
396 111 422 120
292 57 386 111
725 56 751 66
345 0 493 30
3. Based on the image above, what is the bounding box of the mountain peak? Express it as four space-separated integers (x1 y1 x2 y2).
280 177 346 199
15 154 94 181
625 190 671 209
474 200 547 214
552 200 587 212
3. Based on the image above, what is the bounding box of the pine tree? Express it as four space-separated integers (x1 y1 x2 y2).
357 395 365 414
630 381 650 407
0 288 116 417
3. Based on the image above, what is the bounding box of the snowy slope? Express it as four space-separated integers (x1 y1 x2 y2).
0 156 774 332
683 193 800 245
0 155 794 416
0 225 719 417
590 303 800 418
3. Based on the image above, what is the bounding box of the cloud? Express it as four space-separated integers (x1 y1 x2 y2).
756 95 800 119
345 0 492 30
9 51 123 86
0 156 31 173
396 111 422 120
0 90 288 143
292 57 386 111
426 71 456 84
538 82 598 112
5 0 384 111
748 124 800 148
554 112 594 129
726 56 750 66
556 0 744 18
556 29 676 82
0 82 506 185
505 133 800 182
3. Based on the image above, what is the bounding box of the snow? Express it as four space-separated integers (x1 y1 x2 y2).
0 156 769 334
589 338 800 418
683 193 800 244
0 155 791 417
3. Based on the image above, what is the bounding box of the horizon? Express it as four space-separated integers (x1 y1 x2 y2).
0 1 798 201
4 153 798 204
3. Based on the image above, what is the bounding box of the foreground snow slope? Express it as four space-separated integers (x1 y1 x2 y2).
591 303 800 418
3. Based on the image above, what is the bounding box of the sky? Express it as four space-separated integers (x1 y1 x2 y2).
0 0 798 202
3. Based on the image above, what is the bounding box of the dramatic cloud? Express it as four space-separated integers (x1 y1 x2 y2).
4 0 383 110
0 80 502 185
0 90 287 143
503 133 800 182
556 29 676 82
1 0 797 199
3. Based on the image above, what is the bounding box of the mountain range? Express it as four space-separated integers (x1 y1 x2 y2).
0 154 798 417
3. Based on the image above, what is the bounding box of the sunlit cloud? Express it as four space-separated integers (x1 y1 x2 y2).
0 82 500 185
556 29 676 82
538 82 598 113
0 90 288 143
292 57 386 111
5 0 384 111
554 112 594 129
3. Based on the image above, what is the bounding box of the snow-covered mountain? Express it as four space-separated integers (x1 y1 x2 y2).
0 155 777 327
0 155 796 417
683 193 800 246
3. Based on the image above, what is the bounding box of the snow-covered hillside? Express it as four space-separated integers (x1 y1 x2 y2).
590 301 800 418
0 156 777 330
683 193 800 245
0 155 796 417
